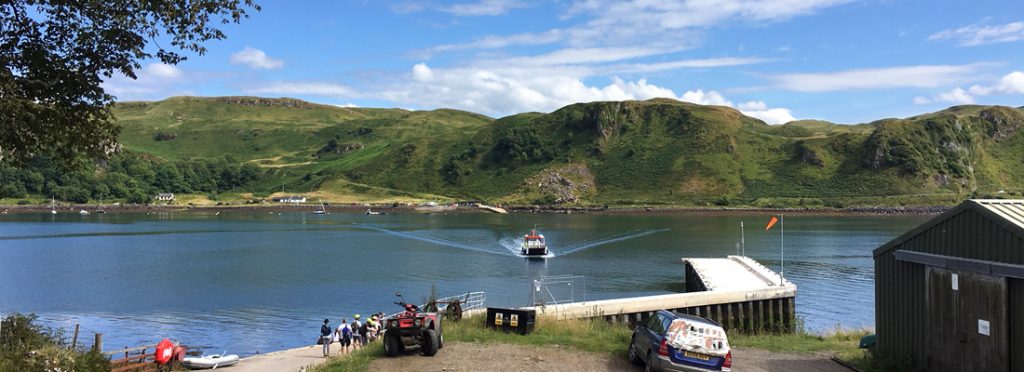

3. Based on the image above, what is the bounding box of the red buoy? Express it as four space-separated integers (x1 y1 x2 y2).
155 338 174 365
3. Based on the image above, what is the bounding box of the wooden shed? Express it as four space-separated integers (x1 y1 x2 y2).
874 199 1024 371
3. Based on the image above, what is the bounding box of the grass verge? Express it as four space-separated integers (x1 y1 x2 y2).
313 316 888 372
729 328 885 371
310 315 632 372
446 314 633 357
310 345 383 372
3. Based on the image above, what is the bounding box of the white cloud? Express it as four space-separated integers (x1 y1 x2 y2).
442 0 527 16
145 63 182 79
412 63 434 82
914 71 1024 106
681 89 732 106
495 46 671 67
929 20 1024 46
935 87 975 104
429 0 849 54
334 103 360 108
738 100 796 124
247 63 797 124
608 57 772 74
770 64 983 92
996 71 1024 94
230 47 284 69
102 63 189 100
373 64 797 123
245 82 358 97
426 30 565 54
964 71 1024 96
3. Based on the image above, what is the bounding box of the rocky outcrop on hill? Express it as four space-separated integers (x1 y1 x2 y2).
215 96 318 109
525 164 596 204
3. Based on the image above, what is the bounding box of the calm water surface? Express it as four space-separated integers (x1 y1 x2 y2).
0 211 927 355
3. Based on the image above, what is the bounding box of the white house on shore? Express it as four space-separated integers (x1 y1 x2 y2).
156 193 175 201
273 195 307 204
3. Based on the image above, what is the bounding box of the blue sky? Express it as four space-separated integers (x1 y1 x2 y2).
103 0 1024 124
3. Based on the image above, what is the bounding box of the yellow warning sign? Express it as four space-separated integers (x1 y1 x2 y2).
510 314 519 327
494 313 503 326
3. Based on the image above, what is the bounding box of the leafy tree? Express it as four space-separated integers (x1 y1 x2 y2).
126 188 150 204
1 313 110 371
0 0 260 163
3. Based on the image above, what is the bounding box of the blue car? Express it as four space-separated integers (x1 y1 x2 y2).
628 310 732 372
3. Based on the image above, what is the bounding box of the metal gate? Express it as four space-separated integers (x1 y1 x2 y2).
530 275 586 306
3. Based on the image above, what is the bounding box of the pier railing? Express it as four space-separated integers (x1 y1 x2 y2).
385 291 486 319
105 344 158 372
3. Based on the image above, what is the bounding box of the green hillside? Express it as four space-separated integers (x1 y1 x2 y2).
92 97 1024 206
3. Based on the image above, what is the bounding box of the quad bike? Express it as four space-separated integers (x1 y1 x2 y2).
383 292 443 357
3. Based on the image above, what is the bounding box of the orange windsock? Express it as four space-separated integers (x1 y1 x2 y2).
765 216 779 231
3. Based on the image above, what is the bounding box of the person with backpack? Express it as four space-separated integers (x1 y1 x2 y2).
350 314 363 350
320 319 332 357
358 316 369 347
336 318 352 355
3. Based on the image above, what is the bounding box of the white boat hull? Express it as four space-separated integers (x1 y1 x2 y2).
181 354 240 369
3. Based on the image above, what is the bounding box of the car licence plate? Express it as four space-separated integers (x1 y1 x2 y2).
683 351 711 361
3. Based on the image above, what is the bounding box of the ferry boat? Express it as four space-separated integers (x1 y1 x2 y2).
521 227 548 256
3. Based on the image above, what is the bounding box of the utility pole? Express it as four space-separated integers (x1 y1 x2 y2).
741 221 745 256
780 214 785 284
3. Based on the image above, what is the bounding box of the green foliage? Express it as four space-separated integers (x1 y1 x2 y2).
489 125 558 165
0 313 111 372
7 97 1021 207
0 0 259 163
0 152 264 203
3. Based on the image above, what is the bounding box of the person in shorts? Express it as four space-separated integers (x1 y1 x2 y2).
336 318 352 354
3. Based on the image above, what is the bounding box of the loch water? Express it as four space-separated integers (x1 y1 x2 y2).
0 211 927 355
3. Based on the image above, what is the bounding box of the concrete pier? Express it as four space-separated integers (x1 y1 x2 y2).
531 256 797 332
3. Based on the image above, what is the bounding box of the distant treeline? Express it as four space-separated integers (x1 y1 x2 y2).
0 153 263 203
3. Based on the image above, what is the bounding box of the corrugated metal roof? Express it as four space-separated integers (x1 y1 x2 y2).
974 199 1024 230
874 199 1024 258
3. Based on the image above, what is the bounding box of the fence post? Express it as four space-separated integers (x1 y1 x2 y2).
93 333 103 352
71 324 80 348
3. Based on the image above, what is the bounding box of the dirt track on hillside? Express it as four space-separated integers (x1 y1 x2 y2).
367 342 851 372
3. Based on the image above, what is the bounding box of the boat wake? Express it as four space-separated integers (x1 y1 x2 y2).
556 228 670 256
351 224 668 258
352 224 511 256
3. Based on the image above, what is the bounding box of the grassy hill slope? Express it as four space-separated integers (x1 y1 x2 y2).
111 97 1024 207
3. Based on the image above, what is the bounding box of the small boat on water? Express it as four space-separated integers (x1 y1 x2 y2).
181 353 240 369
521 227 549 256
78 209 90 215
365 208 380 215
313 199 328 215
50 197 57 215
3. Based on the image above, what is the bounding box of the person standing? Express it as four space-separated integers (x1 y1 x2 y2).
336 318 352 355
350 314 363 350
358 315 369 347
320 319 332 357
